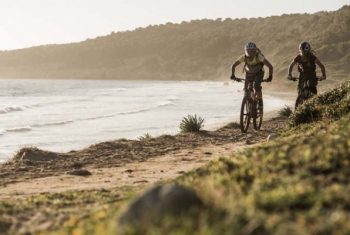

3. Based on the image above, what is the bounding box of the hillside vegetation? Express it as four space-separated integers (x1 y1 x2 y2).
0 82 347 234
0 6 349 87
70 82 350 234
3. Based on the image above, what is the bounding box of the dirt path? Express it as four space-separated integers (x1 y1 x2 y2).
0 142 254 199
0 117 286 200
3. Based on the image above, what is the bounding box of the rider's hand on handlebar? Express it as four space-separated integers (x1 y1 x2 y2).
230 75 238 81
287 74 297 81
266 74 273 82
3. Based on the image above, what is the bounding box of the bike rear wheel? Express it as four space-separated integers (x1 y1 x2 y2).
240 96 251 133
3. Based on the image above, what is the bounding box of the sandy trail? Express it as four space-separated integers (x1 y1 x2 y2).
0 117 286 200
0 142 251 199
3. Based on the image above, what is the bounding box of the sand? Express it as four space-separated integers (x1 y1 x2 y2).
0 116 287 200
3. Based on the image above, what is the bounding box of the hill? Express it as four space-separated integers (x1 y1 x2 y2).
0 5 349 87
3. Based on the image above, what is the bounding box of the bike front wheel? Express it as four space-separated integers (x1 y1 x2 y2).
295 94 305 109
240 96 251 133
253 99 263 130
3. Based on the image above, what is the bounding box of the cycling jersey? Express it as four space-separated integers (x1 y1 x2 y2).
237 53 265 74
293 53 317 76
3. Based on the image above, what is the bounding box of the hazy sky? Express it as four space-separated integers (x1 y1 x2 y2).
0 0 348 50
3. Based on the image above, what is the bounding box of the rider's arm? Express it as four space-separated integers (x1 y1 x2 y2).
288 61 296 77
263 58 273 77
315 58 326 79
231 60 241 78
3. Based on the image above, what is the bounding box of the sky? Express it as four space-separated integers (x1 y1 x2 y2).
0 0 348 50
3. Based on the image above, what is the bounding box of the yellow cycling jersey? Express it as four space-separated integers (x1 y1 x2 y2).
237 53 265 74
237 53 265 65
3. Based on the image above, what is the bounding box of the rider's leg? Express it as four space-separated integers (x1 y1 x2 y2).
295 74 305 110
254 72 264 109
244 79 249 97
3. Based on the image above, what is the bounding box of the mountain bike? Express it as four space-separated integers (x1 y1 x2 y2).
236 78 268 133
289 76 324 108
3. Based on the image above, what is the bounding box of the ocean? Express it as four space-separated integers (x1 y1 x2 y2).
0 79 291 162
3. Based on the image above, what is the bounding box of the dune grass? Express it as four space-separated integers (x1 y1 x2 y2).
278 105 293 118
179 115 205 133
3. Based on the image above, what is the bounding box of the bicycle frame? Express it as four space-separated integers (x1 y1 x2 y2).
290 76 321 108
236 78 267 133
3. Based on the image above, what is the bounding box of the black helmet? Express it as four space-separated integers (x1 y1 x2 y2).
299 41 311 52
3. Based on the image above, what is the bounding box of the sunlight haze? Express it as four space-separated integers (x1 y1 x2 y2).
0 0 348 50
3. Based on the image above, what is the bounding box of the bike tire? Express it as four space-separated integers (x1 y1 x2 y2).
240 96 251 133
253 100 263 130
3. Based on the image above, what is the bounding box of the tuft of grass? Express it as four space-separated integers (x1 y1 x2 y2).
278 105 293 117
179 115 204 133
138 133 153 141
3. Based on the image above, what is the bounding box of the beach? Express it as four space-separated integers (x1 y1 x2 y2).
0 79 292 162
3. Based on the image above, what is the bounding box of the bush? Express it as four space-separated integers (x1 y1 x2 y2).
290 81 350 126
278 105 293 117
179 115 204 133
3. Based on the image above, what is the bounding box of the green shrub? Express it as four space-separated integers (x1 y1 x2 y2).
278 105 293 118
290 81 350 126
290 100 321 126
179 115 204 133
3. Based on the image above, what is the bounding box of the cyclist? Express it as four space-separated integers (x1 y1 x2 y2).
230 42 273 110
287 41 326 105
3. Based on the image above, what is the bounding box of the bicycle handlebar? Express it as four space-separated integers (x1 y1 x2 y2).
233 78 269 82
288 76 325 82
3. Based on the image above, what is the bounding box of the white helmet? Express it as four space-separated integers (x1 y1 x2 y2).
245 42 257 50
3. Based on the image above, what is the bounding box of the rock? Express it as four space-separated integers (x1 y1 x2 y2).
119 184 203 226
66 169 91 176
267 134 278 142
70 162 83 168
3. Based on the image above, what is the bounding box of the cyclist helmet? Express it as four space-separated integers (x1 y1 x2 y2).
245 42 257 50
245 42 257 57
299 41 311 53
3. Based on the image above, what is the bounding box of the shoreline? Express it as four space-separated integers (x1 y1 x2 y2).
0 105 290 165
0 92 294 164
0 113 288 199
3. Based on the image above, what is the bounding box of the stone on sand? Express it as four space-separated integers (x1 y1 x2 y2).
119 184 203 226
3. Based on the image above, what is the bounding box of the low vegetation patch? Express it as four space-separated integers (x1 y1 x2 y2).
179 114 204 133
290 81 350 126
137 133 153 141
278 105 293 117
172 114 350 234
